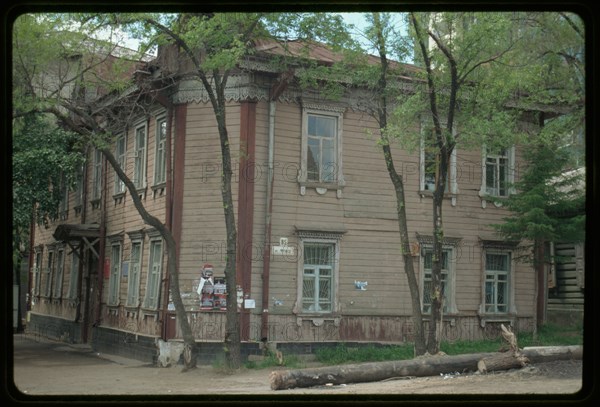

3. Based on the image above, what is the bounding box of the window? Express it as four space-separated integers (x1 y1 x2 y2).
299 105 344 197
74 163 84 210
419 123 458 204
481 146 515 198
59 174 69 219
143 239 163 309
154 118 167 185
114 134 126 194
67 252 79 299
107 243 122 306
92 149 102 201
45 250 54 297
421 248 452 314
302 242 335 313
133 124 147 189
53 249 64 298
33 250 42 296
484 251 511 313
126 240 143 307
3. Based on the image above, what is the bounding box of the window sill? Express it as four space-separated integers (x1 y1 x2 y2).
151 183 166 197
295 314 341 327
419 190 458 206
299 181 344 198
478 314 515 327
478 192 509 208
90 199 101 210
113 191 126 204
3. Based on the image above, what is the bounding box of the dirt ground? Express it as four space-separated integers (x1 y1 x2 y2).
10 334 590 402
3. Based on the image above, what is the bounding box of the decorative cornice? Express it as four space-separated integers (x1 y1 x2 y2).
416 233 463 247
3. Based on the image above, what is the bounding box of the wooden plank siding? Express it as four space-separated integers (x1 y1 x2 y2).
30 85 537 346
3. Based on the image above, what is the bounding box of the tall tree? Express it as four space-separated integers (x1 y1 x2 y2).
12 13 205 369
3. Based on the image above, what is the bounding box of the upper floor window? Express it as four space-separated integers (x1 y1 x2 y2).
481 146 515 198
74 163 84 209
299 104 345 197
133 123 147 189
419 123 458 205
92 149 102 201
114 133 126 194
154 118 167 185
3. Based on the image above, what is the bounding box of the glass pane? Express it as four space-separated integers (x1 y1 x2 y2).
497 281 507 306
313 116 335 137
307 137 320 181
304 244 334 266
321 138 336 182
486 253 508 271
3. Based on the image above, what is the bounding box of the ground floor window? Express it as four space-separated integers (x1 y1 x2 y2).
302 242 336 313
484 251 511 313
108 243 122 306
421 248 452 314
143 239 163 309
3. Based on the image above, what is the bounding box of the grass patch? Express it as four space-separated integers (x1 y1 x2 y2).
244 323 582 368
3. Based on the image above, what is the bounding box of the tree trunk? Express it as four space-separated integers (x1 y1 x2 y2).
270 345 583 390
372 13 426 356
477 352 529 373
522 346 583 363
270 352 497 390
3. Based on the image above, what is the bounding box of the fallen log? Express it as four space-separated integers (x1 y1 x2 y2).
270 352 497 390
477 352 529 373
522 345 583 363
269 345 583 390
478 324 529 373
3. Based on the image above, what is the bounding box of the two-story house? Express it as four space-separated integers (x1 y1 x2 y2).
28 39 539 363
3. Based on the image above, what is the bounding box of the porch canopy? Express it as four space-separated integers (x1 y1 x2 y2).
53 223 101 259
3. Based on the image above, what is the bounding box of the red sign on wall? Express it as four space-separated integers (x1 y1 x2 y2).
104 260 110 278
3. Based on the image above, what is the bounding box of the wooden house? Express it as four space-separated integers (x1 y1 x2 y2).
28 39 540 363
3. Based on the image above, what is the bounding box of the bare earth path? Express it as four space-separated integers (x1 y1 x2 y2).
9 334 590 402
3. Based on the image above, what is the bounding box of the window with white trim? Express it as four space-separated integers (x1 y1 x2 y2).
481 146 515 198
74 163 84 210
114 133 126 194
33 250 42 296
143 238 163 309
133 123 147 189
44 249 54 297
67 251 79 299
107 242 122 306
484 251 511 313
92 148 102 201
299 105 345 197
126 240 143 307
419 123 458 204
154 117 167 185
421 248 453 314
300 241 337 313
53 248 65 298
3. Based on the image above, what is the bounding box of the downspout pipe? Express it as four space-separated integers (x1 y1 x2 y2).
261 99 276 341
95 149 108 328
161 103 174 341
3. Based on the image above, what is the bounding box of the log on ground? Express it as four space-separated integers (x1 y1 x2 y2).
522 345 583 363
477 352 529 373
270 352 497 390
